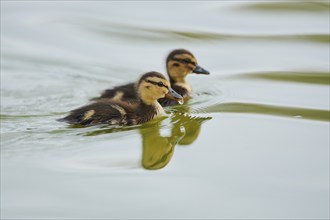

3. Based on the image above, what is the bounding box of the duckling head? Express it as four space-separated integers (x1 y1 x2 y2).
137 71 183 105
166 49 210 83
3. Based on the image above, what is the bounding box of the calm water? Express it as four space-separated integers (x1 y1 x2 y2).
1 1 329 219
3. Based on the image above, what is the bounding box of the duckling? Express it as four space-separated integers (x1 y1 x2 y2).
159 49 209 106
92 49 209 106
58 72 183 126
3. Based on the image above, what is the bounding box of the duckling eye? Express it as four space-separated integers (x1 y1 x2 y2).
183 59 190 63
157 82 164 87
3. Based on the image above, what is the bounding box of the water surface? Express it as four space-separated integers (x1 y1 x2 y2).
1 1 329 219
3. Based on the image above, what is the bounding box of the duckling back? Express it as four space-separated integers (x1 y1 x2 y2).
91 83 137 101
59 100 158 126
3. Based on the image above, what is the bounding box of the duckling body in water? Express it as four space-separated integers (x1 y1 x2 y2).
92 49 209 106
59 72 183 126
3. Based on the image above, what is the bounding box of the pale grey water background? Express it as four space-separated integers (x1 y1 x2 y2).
1 1 329 219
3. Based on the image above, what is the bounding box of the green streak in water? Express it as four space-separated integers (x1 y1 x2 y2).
171 32 330 44
230 71 330 85
204 102 330 122
86 22 330 44
241 1 330 12
297 34 330 44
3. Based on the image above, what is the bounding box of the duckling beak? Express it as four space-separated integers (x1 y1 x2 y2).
165 87 184 104
193 65 210 75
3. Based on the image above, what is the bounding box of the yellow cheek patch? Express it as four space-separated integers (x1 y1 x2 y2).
140 81 150 89
162 87 169 94
83 110 95 120
188 63 195 68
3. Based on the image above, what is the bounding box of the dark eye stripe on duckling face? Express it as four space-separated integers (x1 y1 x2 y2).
171 58 196 66
172 54 197 65
145 80 168 89
144 77 170 89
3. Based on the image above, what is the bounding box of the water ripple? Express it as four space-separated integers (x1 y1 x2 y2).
80 20 330 44
228 71 330 85
202 102 330 122
238 1 330 12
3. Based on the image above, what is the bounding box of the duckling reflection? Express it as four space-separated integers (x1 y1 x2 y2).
82 110 211 170
171 113 210 146
140 113 211 170
140 118 183 170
